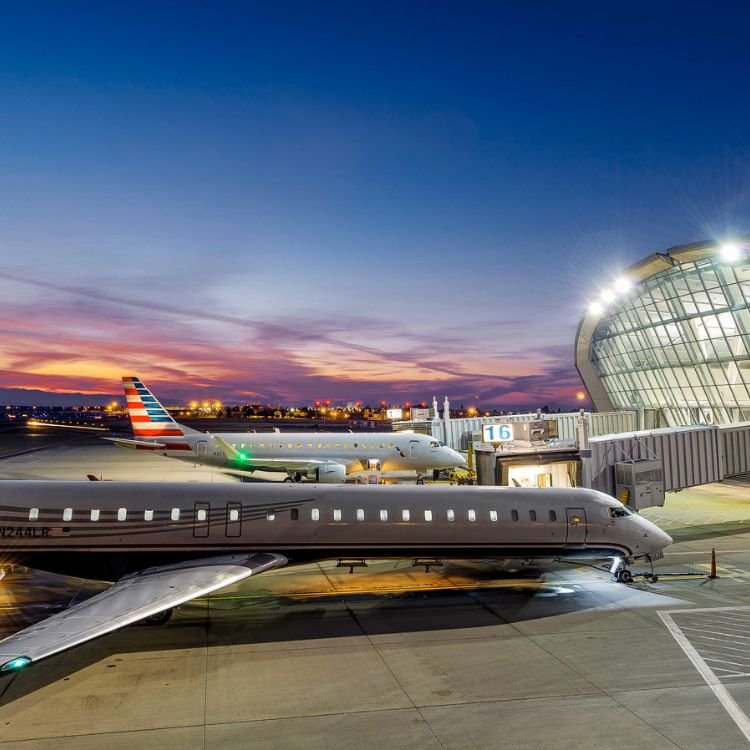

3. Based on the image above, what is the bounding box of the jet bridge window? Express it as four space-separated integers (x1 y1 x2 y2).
171 508 180 521
446 509 455 522
424 510 433 522
90 509 100 522
63 508 73 522
379 509 388 521
333 509 342 521
402 509 410 522
144 509 154 521
467 509 476 522
356 508 365 521
489 510 498 522
511 510 519 521
228 508 240 522
197 508 208 522
312 508 320 521
117 508 127 521
549 510 556 522
28 508 39 521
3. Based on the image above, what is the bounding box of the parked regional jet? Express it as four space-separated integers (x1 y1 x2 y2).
0 481 671 672
109 377 464 481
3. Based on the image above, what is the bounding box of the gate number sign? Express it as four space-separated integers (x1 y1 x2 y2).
482 424 513 442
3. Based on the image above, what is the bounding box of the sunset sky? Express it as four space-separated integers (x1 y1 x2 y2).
3 1 750 407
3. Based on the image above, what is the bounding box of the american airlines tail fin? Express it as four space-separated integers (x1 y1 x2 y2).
122 377 198 439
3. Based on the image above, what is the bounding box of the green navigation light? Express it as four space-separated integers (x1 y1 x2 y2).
239 453 248 461
1 656 31 672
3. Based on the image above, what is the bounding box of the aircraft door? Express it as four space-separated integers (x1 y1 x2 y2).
565 508 587 544
409 440 419 459
226 501 242 538
194 501 210 538
197 441 208 458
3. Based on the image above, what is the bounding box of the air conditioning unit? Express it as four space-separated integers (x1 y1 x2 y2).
615 459 665 510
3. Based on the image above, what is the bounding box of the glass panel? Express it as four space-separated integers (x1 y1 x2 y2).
90 509 100 521
467 509 476 522
356 508 365 521
171 508 180 521
333 509 342 521
424 509 433 522
117 508 127 521
446 509 455 521
29 508 39 521
401 509 410 522
380 509 388 521
144 509 154 521
63 508 72 521
489 510 498 522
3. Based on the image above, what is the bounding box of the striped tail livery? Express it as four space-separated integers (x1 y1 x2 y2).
121 376 193 451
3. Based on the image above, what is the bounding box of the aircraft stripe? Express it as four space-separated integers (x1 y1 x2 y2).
124 388 139 396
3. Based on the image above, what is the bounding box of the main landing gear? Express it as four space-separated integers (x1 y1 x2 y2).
284 472 303 483
138 609 173 626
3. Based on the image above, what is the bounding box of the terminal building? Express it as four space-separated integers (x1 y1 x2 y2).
397 240 750 506
575 237 750 427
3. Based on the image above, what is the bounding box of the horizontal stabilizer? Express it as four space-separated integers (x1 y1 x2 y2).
0 553 287 671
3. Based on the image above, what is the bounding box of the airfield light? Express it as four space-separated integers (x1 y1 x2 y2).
588 301 604 316
190 401 198 409
600 288 616 304
721 243 742 262
576 391 586 402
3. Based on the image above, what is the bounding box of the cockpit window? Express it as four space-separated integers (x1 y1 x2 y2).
609 506 633 518
430 441 439 448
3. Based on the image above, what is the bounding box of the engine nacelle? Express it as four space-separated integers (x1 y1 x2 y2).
311 464 347 483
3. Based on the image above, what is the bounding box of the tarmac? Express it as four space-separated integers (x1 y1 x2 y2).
1 428 750 749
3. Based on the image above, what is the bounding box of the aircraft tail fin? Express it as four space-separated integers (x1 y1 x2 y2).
121 376 196 438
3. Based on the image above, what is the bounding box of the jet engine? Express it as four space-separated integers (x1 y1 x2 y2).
311 464 347 483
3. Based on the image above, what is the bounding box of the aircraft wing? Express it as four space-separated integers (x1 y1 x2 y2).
0 552 287 672
103 437 167 450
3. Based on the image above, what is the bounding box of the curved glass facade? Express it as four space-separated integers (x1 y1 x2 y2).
587 252 750 425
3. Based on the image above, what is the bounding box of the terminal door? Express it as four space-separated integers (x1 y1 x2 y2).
565 508 587 544
410 440 419 458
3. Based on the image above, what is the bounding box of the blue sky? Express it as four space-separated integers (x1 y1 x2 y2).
2 1 750 406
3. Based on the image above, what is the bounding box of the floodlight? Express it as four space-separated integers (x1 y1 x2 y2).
600 288 615 303
720 243 742 262
614 276 632 293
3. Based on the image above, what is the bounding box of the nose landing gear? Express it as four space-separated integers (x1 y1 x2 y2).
611 556 659 584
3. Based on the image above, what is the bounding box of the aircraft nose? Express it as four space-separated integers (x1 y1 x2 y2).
452 450 466 466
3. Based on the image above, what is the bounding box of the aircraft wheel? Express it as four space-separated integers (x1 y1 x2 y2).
618 569 633 584
283 476 292 482
140 609 173 626
650 574 659 583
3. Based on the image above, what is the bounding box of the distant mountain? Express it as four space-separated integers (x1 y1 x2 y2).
0 388 122 407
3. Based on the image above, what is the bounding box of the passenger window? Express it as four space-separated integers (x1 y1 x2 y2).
389 443 394 448
307 443 313 449
287 443 293 449
297 443 302 449
335 443 340 449
267 512 275 521
549 510 556 522
447 509 455 522
344 443 349 449
529 510 537 522
424 509 433 522
402 509 410 522
29 508 39 521
380 509 388 521
317 443 323 449
489 510 498 522
357 508 365 521
468 509 476 522
63 508 72 522
260 443 265 449
117 508 127 521
312 508 320 521
380 443 385 449
511 510 519 521
171 508 180 521
229 508 240 522
333 509 342 521
90 509 100 522
144 509 154 521
197 509 207 522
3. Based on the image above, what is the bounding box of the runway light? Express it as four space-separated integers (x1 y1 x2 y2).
721 243 742 262
1 657 30 672
600 288 616 303
614 277 632 293
588 301 604 316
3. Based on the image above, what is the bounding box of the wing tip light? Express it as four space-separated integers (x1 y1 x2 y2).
1 656 31 672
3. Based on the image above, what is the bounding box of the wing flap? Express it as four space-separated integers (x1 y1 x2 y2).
0 552 286 670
